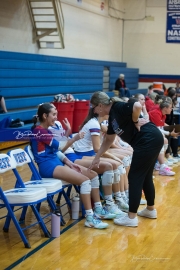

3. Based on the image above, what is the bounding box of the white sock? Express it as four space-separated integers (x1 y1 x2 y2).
160 164 166 169
125 189 129 198
104 194 113 201
114 191 121 201
121 191 126 198
85 209 94 216
94 202 102 208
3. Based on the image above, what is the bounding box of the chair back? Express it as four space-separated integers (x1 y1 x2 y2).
24 145 42 180
8 149 31 167
25 145 35 161
0 154 16 174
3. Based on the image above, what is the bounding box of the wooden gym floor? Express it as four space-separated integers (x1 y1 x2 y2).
0 145 180 270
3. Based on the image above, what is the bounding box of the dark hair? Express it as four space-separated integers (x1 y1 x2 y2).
154 95 172 110
167 88 177 107
162 84 166 91
128 97 138 103
32 103 55 129
148 85 153 90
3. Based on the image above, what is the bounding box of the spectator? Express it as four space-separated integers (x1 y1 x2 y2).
145 92 157 112
175 82 180 97
0 95 8 113
115 74 130 98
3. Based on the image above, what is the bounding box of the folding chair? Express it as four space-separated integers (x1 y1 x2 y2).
8 148 64 223
0 153 50 248
24 145 85 218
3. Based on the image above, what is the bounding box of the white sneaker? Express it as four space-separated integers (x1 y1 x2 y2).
164 159 173 166
94 206 116 219
154 163 160 171
115 198 129 212
85 215 109 229
159 166 175 176
122 195 129 204
140 198 146 205
137 208 157 219
105 201 126 218
167 157 178 164
114 215 138 227
173 154 180 161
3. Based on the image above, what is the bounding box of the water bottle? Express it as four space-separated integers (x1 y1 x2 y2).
51 210 61 237
71 194 80 219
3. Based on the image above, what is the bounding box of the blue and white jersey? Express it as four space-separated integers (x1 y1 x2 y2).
73 118 100 152
49 121 74 154
31 126 60 164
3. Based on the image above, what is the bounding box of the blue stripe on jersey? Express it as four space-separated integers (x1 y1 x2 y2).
89 128 100 133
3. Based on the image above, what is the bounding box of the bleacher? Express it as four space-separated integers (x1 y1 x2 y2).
0 50 146 126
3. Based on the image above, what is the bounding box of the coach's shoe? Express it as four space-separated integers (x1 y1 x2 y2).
85 215 108 229
115 197 129 213
105 201 126 218
114 215 138 227
159 166 175 176
137 208 157 219
94 206 116 219
140 198 146 205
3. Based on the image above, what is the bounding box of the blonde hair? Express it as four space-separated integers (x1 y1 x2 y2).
154 95 172 109
90 91 122 106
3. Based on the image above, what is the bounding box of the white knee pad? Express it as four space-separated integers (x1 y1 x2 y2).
122 156 129 167
113 169 120 183
164 144 168 151
91 176 100 189
129 155 132 165
118 164 126 175
160 145 165 154
80 180 91 194
102 170 114 186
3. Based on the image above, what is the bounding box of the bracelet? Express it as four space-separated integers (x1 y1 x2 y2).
133 119 139 124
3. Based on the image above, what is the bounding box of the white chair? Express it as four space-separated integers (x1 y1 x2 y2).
0 153 50 248
8 148 64 222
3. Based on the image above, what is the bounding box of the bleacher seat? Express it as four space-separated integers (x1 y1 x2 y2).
0 50 144 130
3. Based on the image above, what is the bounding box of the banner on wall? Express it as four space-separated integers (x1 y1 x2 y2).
167 0 180 11
166 12 180 43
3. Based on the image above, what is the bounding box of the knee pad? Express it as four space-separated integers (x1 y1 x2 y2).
102 170 114 186
113 169 120 183
164 144 168 151
118 164 126 175
122 156 129 167
160 145 165 154
129 155 132 164
80 180 91 194
91 175 100 189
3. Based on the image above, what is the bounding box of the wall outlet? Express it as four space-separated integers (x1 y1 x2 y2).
146 16 154 21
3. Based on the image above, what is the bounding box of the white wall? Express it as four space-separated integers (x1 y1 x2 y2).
40 0 124 61
0 0 38 53
0 0 124 62
123 0 180 88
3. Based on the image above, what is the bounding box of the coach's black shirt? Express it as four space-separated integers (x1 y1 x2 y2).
107 102 158 148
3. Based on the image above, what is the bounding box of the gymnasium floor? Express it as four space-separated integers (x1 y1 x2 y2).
0 146 180 270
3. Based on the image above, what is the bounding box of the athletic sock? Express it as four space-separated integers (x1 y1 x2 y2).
85 209 94 216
